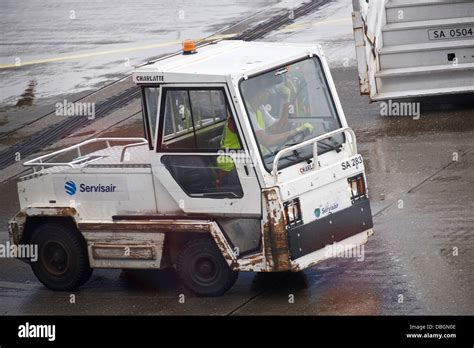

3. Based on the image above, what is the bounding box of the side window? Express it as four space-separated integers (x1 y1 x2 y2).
189 90 228 149
159 88 244 199
161 88 239 151
144 87 160 147
162 155 243 199
162 90 193 150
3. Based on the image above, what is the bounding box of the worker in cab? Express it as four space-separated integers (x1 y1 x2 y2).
242 77 314 153
215 75 314 184
215 114 241 188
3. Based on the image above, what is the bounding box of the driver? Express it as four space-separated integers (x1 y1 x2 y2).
242 76 314 152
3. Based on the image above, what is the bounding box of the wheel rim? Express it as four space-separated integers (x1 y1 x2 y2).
41 241 70 276
192 256 219 285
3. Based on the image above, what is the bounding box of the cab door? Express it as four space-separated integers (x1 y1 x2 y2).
149 84 261 217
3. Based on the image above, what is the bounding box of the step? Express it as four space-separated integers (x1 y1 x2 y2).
379 40 474 69
373 86 474 101
375 63 474 95
383 17 474 46
375 62 474 77
386 0 474 24
387 0 474 6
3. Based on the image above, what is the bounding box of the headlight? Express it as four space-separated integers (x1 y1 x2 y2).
284 198 302 228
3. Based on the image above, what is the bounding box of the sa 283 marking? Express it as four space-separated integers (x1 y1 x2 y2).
341 155 363 171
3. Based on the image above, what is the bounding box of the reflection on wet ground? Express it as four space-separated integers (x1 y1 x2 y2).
353 98 474 144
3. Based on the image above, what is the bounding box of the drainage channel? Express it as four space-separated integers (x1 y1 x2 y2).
235 0 328 41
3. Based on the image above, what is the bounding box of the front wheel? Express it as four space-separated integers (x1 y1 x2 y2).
30 222 93 291
176 238 238 297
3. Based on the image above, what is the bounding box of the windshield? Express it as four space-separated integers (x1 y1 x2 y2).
240 56 343 172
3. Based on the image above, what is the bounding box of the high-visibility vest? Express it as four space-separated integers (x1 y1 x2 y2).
256 110 265 129
221 122 241 150
216 120 240 172
255 109 271 156
217 109 270 173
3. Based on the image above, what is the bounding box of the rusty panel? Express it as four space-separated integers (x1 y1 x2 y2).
237 253 265 272
8 211 27 245
25 206 78 217
208 222 239 270
262 188 291 272
9 207 78 247
79 221 210 233
352 9 370 95
84 231 164 269
92 244 155 260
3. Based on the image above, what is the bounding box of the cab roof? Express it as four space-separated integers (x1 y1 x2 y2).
133 40 321 84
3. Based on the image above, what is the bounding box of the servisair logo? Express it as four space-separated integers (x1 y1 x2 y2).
64 180 117 196
56 177 128 201
314 202 339 219
64 180 77 196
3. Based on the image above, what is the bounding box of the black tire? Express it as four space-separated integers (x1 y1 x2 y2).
176 238 238 297
30 222 93 291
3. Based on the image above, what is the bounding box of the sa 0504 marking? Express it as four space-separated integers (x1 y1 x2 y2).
342 155 363 170
428 27 474 40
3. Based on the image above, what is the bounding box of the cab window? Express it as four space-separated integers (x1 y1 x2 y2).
142 87 160 149
160 88 237 151
240 57 343 172
158 87 244 199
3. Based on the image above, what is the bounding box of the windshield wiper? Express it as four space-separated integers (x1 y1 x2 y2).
266 136 341 160
274 139 340 156
281 149 303 162
318 138 342 153
264 147 303 167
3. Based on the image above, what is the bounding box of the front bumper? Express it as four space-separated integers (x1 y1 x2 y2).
288 198 373 260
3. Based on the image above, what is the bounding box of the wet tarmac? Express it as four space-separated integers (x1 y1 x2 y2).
0 0 278 105
0 64 472 315
0 0 473 315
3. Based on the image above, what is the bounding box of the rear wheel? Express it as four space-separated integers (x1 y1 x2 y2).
176 238 238 297
30 222 93 291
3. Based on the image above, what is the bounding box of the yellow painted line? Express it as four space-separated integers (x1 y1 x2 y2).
0 15 349 70
0 33 237 70
280 17 352 32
